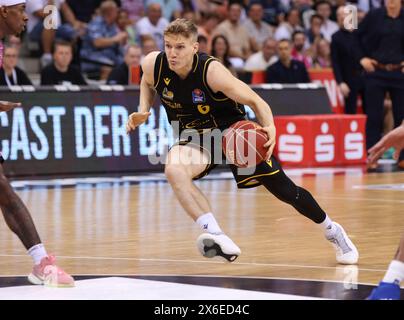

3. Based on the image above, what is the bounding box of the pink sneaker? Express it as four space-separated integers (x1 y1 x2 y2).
28 255 75 287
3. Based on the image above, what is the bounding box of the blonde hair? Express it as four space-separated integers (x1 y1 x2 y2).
164 18 198 42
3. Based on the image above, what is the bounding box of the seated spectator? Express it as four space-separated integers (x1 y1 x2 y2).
244 37 278 72
66 0 102 23
243 3 274 51
315 0 339 42
312 38 331 68
41 41 87 85
0 45 32 87
27 0 86 67
146 0 182 21
211 35 238 77
214 3 253 60
274 8 304 41
197 12 219 54
136 3 169 50
260 0 283 25
121 0 145 23
80 0 127 80
141 35 159 59
291 30 312 68
306 13 324 45
266 39 310 83
107 44 142 85
117 8 139 46
197 35 209 54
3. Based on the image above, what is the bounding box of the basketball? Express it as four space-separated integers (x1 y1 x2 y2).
222 120 269 168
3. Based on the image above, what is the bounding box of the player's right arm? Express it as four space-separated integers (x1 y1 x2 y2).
368 120 404 166
0 101 21 112
126 51 159 134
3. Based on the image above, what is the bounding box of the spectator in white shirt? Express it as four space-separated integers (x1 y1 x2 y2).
315 0 339 42
274 8 304 41
136 2 169 50
244 37 278 72
243 3 274 51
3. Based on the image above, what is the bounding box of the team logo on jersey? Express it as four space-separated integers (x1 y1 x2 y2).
163 78 171 86
162 87 174 100
192 89 205 103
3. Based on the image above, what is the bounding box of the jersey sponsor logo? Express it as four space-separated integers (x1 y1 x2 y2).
163 78 171 86
192 89 206 103
161 98 182 109
162 87 174 100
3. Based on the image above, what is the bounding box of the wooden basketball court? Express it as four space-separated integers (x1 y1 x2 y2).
0 169 403 299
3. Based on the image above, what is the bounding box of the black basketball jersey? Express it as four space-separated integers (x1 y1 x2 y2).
153 52 246 133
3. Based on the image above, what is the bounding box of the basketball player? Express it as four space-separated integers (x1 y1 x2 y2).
367 120 404 299
127 19 359 265
0 0 74 287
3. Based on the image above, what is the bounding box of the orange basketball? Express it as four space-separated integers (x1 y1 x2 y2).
222 120 269 168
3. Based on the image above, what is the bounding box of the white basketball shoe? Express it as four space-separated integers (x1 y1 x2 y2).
326 222 359 264
197 233 241 262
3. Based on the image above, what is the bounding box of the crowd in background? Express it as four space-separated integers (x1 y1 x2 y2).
1 0 403 166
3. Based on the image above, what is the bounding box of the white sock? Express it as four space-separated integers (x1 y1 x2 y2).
319 215 336 235
383 260 404 284
28 243 48 265
196 213 222 234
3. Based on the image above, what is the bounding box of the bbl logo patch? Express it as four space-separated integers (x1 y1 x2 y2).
192 89 205 103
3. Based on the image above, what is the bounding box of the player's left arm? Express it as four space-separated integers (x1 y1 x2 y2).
206 60 276 159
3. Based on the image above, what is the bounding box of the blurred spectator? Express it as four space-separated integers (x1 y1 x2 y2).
274 8 304 41
0 45 32 87
136 3 169 50
141 35 159 59
80 0 126 80
180 0 195 11
312 38 331 68
211 35 238 76
41 41 87 85
214 3 252 59
197 35 209 54
266 39 310 83
354 0 404 168
197 12 220 54
27 0 86 67
146 0 183 21
331 5 364 114
315 0 339 42
182 9 197 22
258 0 284 25
244 2 274 50
357 0 383 13
291 30 312 68
107 44 142 85
121 0 145 23
117 9 139 45
66 0 102 23
244 37 278 71
6 35 22 51
306 13 324 45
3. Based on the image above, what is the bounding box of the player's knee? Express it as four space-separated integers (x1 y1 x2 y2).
165 164 191 184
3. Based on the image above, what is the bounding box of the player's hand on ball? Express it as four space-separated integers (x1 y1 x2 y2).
261 123 276 160
0 101 21 112
126 112 151 134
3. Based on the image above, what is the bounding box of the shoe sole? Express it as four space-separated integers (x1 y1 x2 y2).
27 273 75 288
200 238 239 262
